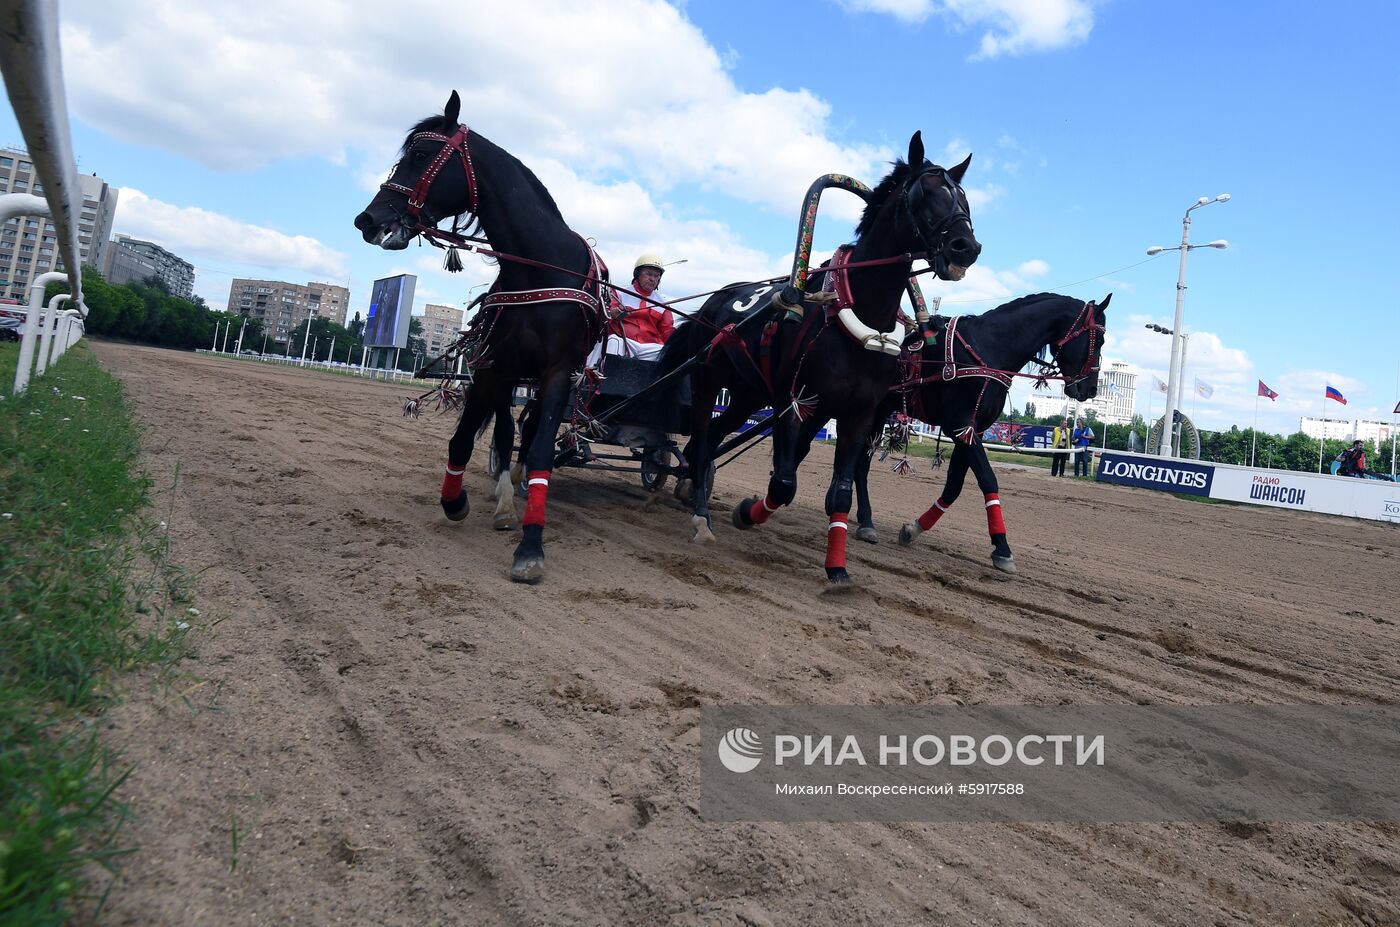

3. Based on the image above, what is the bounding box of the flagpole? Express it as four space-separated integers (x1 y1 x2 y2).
1317 389 1326 473
1250 389 1260 467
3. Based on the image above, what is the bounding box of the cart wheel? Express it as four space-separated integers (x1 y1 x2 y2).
487 444 502 479
641 449 670 493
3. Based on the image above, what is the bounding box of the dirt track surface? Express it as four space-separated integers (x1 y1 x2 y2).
92 342 1400 926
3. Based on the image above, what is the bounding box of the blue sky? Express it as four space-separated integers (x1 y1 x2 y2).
4 0 1398 436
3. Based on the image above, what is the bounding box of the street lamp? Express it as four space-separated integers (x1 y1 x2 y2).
1144 324 1192 454
1146 193 1230 456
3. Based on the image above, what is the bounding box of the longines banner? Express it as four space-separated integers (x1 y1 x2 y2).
1093 451 1400 522
700 705 1400 823
1094 451 1214 496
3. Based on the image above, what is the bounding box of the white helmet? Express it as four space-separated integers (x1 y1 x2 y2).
634 253 665 276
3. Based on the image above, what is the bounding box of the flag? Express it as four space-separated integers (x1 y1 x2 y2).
1394 399 1400 415
1154 376 1168 394
1194 377 1213 399
1106 381 1121 396
1258 380 1279 401
1325 384 1346 405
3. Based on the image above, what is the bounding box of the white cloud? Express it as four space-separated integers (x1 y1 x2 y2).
62 1 893 219
839 0 1094 57
114 187 347 280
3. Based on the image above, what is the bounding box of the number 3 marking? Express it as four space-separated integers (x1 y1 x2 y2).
732 285 773 313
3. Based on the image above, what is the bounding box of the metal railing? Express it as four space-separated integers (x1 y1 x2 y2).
0 0 87 394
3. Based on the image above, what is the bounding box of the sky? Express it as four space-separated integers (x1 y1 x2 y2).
4 0 1398 437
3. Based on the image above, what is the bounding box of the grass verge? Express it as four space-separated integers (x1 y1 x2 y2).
1 341 189 926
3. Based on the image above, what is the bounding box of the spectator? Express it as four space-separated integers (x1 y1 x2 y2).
1072 417 1095 477
1050 418 1071 477
1337 440 1368 478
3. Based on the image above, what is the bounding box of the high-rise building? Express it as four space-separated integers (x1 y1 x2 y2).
227 278 350 342
1355 420 1395 445
1299 417 1353 441
420 303 465 356
0 148 118 302
102 234 195 298
1058 361 1137 425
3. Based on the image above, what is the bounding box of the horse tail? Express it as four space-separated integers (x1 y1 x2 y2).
475 408 495 440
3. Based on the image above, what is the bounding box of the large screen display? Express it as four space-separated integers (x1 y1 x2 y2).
362 274 417 348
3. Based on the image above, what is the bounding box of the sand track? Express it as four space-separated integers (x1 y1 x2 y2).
92 343 1399 926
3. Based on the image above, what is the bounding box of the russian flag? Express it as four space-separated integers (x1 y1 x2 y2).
1325 384 1346 405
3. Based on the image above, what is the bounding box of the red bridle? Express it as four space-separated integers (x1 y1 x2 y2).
1052 299 1105 386
380 124 479 224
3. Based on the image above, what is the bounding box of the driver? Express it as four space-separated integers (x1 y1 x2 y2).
602 254 675 361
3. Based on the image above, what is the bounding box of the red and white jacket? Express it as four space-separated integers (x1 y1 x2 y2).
611 285 675 345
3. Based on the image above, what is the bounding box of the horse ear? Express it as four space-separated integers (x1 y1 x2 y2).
445 90 461 126
948 153 972 185
908 131 924 167
1098 293 1113 311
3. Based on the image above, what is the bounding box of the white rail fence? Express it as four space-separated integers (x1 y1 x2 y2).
0 0 87 395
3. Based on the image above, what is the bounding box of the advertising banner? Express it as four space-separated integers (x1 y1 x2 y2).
1095 451 1214 497
1209 464 1400 522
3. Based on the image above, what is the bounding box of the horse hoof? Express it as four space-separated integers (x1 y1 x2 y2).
855 525 879 545
732 497 758 531
825 567 852 585
897 523 921 547
493 514 518 531
510 556 545 584
442 491 469 522
674 478 693 503
992 555 1018 575
691 515 715 544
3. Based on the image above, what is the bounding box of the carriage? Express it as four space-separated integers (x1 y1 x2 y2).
359 91 1105 584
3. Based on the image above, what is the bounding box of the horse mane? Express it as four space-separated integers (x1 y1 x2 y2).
855 158 923 239
400 115 565 220
976 292 1082 363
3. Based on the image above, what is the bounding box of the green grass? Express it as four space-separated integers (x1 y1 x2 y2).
1 341 189 926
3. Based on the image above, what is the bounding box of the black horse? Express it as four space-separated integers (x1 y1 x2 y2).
853 292 1110 573
354 91 606 583
656 133 981 585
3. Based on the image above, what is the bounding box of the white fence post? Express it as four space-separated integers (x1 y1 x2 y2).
13 270 67 395
35 291 69 376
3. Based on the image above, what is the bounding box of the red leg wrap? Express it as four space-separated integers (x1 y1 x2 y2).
916 498 951 532
748 494 780 526
441 463 466 501
984 493 1006 536
824 512 849 569
523 470 550 526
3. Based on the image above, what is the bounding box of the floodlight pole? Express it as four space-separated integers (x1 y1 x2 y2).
1148 195 1229 457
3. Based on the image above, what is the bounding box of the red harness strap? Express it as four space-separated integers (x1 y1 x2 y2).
480 235 610 345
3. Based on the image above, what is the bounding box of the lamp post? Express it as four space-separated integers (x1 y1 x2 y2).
1146 194 1230 456
1145 324 1191 454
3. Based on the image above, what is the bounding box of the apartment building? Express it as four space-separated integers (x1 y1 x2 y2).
0 148 118 302
228 278 350 341
102 234 195 298
1058 361 1137 425
420 303 465 356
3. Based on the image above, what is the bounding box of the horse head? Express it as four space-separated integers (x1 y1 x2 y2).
1055 293 1111 401
903 132 981 281
355 91 476 250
